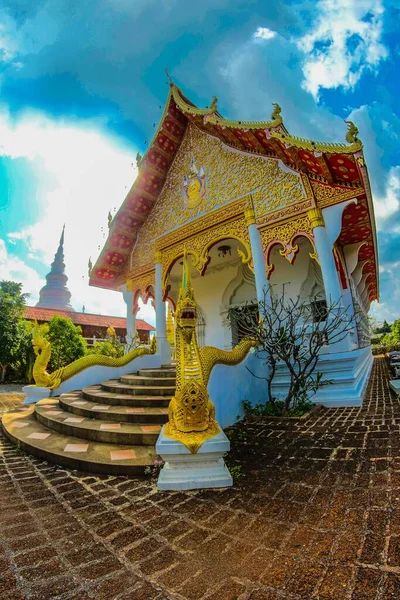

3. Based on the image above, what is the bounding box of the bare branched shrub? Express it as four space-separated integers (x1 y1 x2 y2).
228 286 355 411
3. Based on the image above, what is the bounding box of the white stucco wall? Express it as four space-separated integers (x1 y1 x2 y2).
54 353 162 396
191 265 239 347
269 240 315 299
208 351 269 429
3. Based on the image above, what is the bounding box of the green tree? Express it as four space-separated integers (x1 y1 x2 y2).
86 339 124 358
0 281 28 382
11 321 50 383
376 319 392 334
382 320 400 346
46 315 87 370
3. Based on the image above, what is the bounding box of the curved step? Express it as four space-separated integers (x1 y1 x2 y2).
35 400 162 445
60 394 169 423
82 386 171 407
2 407 156 476
100 380 175 397
119 374 176 387
138 368 176 378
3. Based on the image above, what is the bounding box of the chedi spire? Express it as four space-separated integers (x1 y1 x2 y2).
36 225 75 311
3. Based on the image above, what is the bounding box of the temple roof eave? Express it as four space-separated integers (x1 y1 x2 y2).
89 81 375 295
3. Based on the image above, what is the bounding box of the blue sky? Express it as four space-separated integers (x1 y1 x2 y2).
0 0 399 323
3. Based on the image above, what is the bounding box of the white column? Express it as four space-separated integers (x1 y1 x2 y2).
309 208 352 351
155 251 171 365
308 209 341 307
244 207 270 306
121 285 136 352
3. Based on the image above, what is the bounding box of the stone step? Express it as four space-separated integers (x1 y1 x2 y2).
35 400 162 446
119 374 176 387
138 368 176 378
82 386 171 407
100 380 175 396
60 393 169 424
2 406 156 476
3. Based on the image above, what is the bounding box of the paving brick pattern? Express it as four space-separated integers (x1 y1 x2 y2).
1 358 400 599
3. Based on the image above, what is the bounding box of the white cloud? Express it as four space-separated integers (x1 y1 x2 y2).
0 238 44 303
253 27 276 41
296 0 388 98
0 107 145 319
374 166 400 221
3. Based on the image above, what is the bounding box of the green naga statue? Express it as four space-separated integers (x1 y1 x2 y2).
164 252 255 453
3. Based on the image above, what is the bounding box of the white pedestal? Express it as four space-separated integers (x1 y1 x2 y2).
23 386 51 405
156 425 233 491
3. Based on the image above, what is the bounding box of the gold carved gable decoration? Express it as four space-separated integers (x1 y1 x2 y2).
131 124 307 272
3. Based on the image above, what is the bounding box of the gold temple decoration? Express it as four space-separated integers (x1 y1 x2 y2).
244 206 256 226
260 214 320 275
170 84 282 129
271 103 282 121
182 157 206 209
311 181 363 209
164 253 254 453
308 208 325 229
269 127 362 154
344 121 359 144
130 124 306 273
31 324 150 389
88 257 93 277
166 306 175 346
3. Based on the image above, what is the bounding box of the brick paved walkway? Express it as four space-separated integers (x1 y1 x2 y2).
1 357 399 600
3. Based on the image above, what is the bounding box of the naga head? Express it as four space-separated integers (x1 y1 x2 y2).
176 251 197 344
31 322 46 356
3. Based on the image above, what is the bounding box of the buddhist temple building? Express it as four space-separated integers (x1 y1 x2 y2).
90 82 378 408
26 227 155 344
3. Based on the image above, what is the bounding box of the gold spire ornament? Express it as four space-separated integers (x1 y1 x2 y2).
164 252 255 453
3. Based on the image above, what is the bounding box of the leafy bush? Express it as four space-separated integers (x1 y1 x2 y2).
0 281 29 382
46 315 87 370
86 340 124 358
242 397 313 418
10 320 48 383
372 342 400 355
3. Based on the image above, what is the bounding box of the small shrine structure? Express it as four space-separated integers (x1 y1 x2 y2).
90 82 378 413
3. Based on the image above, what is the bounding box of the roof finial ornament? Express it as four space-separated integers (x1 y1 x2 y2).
107 211 113 229
88 257 93 277
344 120 359 144
209 96 218 112
136 151 142 168
271 103 282 121
165 67 173 86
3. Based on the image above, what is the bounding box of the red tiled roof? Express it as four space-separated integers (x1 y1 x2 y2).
24 306 155 331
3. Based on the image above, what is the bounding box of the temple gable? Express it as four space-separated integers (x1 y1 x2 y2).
131 123 307 272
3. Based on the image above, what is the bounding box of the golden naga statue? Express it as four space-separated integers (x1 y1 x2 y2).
31 324 150 390
164 253 255 453
32 325 63 389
